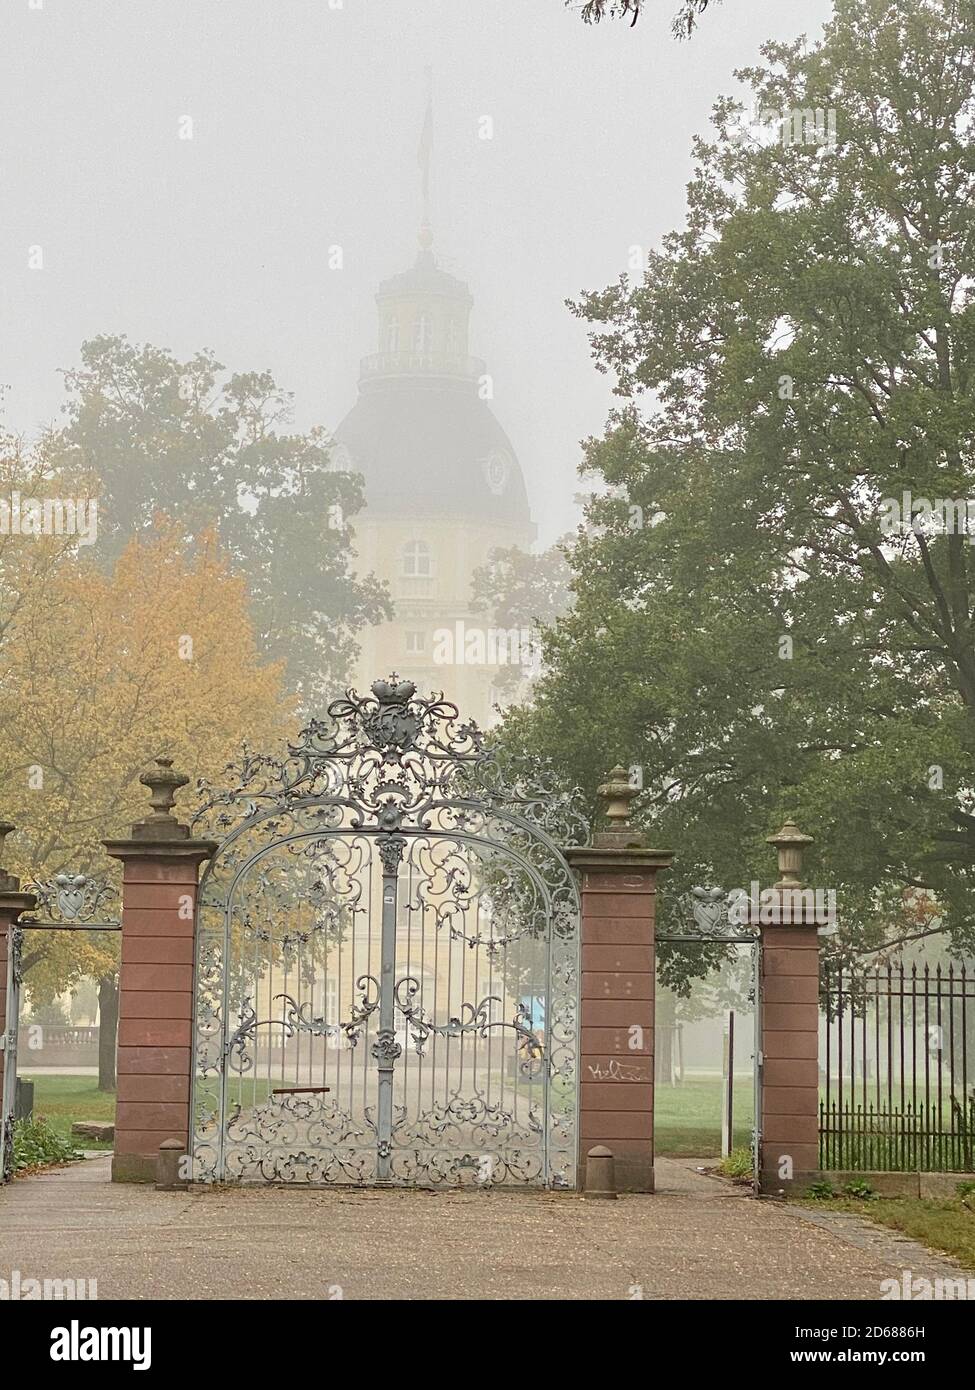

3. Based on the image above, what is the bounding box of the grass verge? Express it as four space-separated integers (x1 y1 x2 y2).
800 1183 975 1270
21 1074 116 1151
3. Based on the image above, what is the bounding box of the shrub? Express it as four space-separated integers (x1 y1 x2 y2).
805 1178 836 1199
842 1178 877 1200
12 1116 82 1173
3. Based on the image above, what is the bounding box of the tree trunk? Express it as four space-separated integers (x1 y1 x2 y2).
97 975 119 1093
655 988 678 1085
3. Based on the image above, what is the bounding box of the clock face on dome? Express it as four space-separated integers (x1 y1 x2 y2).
483 450 510 496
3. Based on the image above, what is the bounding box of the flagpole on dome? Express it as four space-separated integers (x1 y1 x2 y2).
417 65 434 256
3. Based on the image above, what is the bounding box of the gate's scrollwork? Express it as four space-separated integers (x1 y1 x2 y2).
190 677 585 1188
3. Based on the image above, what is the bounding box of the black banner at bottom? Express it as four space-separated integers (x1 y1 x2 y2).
1 1299 969 1374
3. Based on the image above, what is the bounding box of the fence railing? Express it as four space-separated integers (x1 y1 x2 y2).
820 962 975 1172
20 1025 99 1049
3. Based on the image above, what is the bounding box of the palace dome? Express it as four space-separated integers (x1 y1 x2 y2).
332 232 534 534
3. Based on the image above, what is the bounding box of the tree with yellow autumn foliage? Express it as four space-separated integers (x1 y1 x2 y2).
0 437 291 1087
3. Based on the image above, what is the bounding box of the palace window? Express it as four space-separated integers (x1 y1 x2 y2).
413 314 432 352
384 318 400 352
405 630 425 655
403 539 432 577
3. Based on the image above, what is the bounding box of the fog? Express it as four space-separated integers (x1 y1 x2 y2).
3 0 833 542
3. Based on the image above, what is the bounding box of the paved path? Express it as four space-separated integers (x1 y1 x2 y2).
0 1155 968 1300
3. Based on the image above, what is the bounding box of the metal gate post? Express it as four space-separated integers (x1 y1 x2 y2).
374 835 406 1181
0 823 38 1183
565 767 673 1193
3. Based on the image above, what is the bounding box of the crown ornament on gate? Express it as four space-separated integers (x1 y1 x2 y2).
371 676 415 706
192 676 590 848
360 676 424 754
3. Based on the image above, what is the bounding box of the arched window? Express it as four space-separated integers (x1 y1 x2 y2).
413 314 431 352
384 317 400 352
403 540 431 578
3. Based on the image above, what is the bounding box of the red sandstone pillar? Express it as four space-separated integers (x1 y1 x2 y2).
757 820 823 1194
104 760 216 1182
0 824 37 1178
566 767 672 1193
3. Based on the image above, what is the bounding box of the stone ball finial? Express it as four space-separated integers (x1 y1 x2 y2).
597 765 637 828
139 757 190 825
766 819 814 888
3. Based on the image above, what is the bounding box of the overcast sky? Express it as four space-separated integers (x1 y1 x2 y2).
1 0 834 542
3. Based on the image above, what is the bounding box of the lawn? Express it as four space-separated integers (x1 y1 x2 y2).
654 1073 755 1156
800 1189 975 1270
24 1070 749 1157
23 1074 116 1150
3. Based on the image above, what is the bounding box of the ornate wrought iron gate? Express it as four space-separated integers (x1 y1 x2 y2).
191 679 584 1188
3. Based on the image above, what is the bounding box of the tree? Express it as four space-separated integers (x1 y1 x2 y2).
568 0 719 38
504 0 975 978
45 336 390 711
0 471 290 1088
470 540 575 697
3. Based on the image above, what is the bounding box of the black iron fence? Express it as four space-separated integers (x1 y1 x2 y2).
820 963 975 1172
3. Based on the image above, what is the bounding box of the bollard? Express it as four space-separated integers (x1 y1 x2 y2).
585 1145 618 1199
155 1138 188 1191
14 1077 34 1122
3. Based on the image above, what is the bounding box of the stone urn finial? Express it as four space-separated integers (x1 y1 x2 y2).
597 765 637 829
766 819 814 889
136 757 190 838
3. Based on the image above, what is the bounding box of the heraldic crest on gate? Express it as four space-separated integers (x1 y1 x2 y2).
190 677 586 1188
